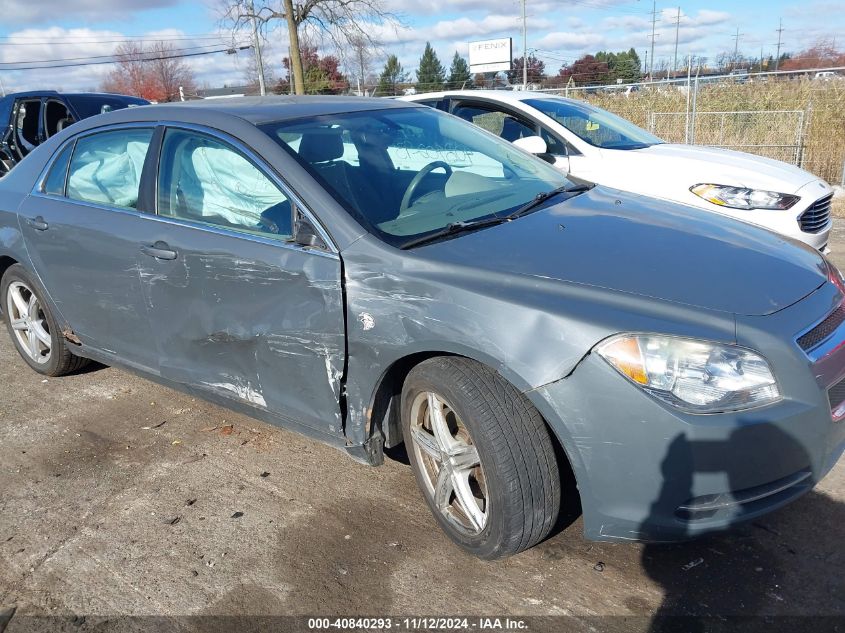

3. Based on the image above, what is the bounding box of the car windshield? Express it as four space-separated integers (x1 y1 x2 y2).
523 97 663 150
261 107 571 248
65 95 149 119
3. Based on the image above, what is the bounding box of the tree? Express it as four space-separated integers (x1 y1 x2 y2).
416 42 445 93
446 52 472 90
557 55 609 86
102 41 197 101
508 54 545 85
595 48 641 83
220 0 398 96
279 44 348 94
376 54 406 96
780 39 845 70
345 34 378 95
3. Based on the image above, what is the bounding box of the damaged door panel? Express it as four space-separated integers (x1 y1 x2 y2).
137 227 345 435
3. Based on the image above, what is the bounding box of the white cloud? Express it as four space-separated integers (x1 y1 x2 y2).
0 0 180 24
534 32 607 51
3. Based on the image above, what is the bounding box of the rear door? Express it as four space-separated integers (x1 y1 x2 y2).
137 125 345 434
17 126 161 369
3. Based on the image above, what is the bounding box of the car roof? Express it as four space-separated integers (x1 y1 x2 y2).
401 89 578 105
1 90 143 100
153 95 422 124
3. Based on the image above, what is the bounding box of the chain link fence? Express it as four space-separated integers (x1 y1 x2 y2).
534 67 845 184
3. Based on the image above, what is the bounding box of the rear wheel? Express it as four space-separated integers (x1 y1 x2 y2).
1 264 88 376
401 357 561 559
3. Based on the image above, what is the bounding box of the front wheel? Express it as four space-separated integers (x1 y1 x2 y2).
401 357 561 559
1 264 88 376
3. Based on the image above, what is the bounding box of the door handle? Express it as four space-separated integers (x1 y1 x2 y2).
140 241 177 261
27 216 48 231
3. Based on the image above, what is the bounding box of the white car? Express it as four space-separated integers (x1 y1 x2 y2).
400 90 833 251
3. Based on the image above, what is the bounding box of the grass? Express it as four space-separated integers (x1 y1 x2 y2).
832 195 845 219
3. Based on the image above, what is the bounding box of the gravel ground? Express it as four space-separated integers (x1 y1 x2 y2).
0 224 844 632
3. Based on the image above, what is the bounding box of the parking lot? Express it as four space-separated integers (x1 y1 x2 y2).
1 221 844 632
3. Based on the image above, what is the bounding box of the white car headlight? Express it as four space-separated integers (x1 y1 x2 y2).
595 334 781 413
691 184 799 210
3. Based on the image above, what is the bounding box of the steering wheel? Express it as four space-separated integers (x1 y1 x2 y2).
399 161 453 213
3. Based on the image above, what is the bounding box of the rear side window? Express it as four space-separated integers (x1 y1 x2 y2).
42 143 73 196
67 128 153 209
157 128 292 239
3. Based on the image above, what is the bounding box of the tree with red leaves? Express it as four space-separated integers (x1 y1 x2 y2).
780 39 845 71
557 54 610 86
101 42 197 102
278 44 348 94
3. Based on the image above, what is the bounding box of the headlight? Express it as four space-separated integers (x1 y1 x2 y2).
691 184 799 210
595 334 781 413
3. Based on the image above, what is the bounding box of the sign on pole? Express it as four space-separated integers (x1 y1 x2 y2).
468 38 512 74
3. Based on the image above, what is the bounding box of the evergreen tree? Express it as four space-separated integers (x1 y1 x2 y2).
446 52 472 89
376 55 406 96
416 42 446 93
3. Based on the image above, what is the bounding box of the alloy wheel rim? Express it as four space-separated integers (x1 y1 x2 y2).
409 391 489 535
6 281 51 364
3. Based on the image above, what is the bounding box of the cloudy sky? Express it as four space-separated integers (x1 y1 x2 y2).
0 0 841 93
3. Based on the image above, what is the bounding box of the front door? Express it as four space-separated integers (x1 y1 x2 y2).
138 126 345 434
18 127 161 370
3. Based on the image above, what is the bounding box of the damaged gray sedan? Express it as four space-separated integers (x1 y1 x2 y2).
1 97 844 559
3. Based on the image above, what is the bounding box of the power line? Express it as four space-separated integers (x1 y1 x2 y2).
0 46 250 72
0 43 240 66
0 35 231 47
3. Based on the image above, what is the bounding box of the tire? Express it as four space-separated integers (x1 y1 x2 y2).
401 357 561 559
1 264 89 376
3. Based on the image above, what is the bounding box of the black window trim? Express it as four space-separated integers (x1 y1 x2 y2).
446 97 582 157
30 120 339 259
154 122 336 254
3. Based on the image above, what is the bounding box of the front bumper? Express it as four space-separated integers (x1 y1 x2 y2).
529 282 845 542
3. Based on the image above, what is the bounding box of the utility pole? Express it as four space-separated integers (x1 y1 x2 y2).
774 18 784 71
248 0 267 96
672 7 681 78
732 27 742 69
521 0 528 87
648 0 658 79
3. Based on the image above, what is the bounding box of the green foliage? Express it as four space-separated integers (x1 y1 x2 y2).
377 54 407 96
447 52 472 89
593 48 642 83
416 42 446 92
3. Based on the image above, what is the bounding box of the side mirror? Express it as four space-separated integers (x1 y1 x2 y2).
294 216 327 250
512 135 548 155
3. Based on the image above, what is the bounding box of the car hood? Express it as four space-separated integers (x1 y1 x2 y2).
416 186 828 316
604 143 821 193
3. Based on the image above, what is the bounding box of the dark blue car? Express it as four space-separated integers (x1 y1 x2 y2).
0 91 148 176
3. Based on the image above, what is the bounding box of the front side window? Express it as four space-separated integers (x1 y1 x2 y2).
523 98 663 150
67 128 153 209
451 104 536 143
157 129 292 239
44 100 75 137
261 106 570 247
